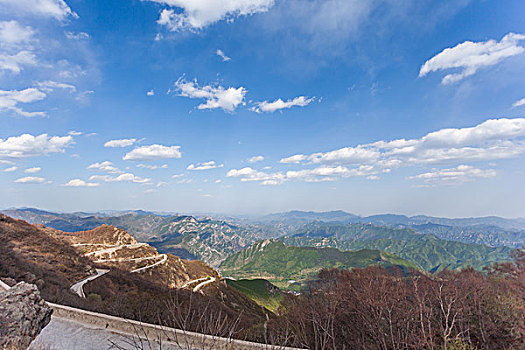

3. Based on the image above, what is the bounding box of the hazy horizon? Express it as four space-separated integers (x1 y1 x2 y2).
3 205 525 221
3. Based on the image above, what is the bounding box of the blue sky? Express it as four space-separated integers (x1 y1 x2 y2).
1 0 525 217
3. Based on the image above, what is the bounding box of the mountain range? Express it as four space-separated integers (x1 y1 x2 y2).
220 240 417 290
256 210 525 247
282 222 512 272
2 208 521 273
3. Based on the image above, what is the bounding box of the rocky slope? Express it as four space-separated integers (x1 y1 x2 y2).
0 214 269 340
52 224 221 290
150 216 262 266
0 214 94 304
0 282 52 349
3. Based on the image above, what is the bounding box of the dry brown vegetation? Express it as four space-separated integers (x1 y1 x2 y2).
0 214 93 304
269 251 525 349
0 214 269 342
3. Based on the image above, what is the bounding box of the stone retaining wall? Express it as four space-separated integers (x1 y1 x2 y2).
0 279 303 350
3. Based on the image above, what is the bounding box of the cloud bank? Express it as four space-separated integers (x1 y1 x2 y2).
420 33 525 84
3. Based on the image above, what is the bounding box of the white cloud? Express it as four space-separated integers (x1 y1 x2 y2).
0 88 46 117
0 51 37 74
151 0 274 31
147 89 155 96
252 96 315 113
36 80 76 93
14 176 49 184
63 178 99 187
280 154 307 164
512 98 525 108
282 118 525 169
256 118 525 185
137 163 168 170
24 167 41 173
171 173 184 178
308 146 380 165
89 173 152 184
187 161 223 171
64 31 89 40
226 164 369 185
173 78 246 112
3 166 17 172
0 20 34 46
87 161 122 174
0 0 78 20
285 166 351 183
226 167 285 185
0 21 36 74
407 165 497 185
104 138 136 148
216 49 231 61
123 144 182 161
419 33 525 84
68 130 82 136
247 155 264 163
0 133 73 159
176 178 193 184
74 90 94 103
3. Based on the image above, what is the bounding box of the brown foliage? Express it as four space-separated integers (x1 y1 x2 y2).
271 256 525 350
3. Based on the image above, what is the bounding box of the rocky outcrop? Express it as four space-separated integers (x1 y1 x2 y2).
0 282 52 349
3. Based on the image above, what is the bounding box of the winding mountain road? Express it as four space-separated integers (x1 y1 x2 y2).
192 277 216 292
71 242 213 295
70 269 109 298
180 276 216 292
130 254 168 273
84 243 149 257
181 277 209 289
75 242 168 273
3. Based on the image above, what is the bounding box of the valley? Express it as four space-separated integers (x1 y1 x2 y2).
220 240 418 290
1 209 523 349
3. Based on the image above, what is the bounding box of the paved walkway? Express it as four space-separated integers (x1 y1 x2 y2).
29 317 187 350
